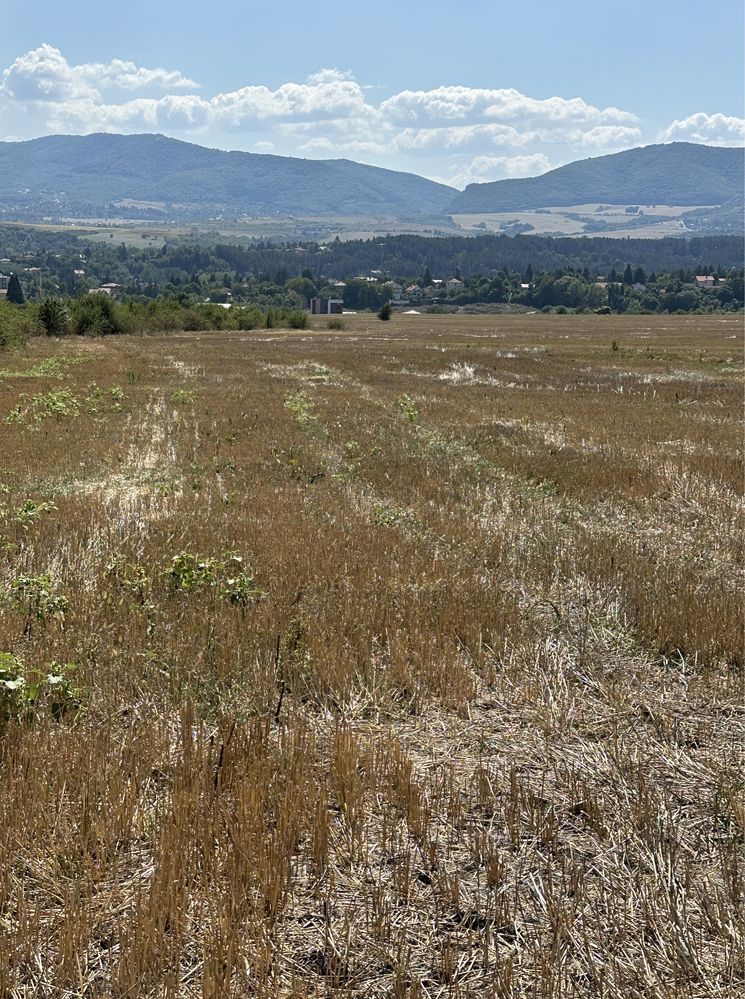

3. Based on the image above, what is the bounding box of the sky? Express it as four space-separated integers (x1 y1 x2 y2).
0 0 743 189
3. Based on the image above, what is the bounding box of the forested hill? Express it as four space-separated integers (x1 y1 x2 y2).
292 233 744 279
0 133 456 219
451 143 744 212
1 224 741 281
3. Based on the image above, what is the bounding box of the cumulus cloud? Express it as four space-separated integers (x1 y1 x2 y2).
565 125 642 146
209 76 373 128
2 44 98 102
0 44 198 105
79 59 199 91
659 112 745 146
381 85 637 126
394 123 529 152
0 43 706 187
34 73 373 136
443 153 553 189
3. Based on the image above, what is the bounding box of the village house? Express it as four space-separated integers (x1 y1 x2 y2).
694 275 716 289
0 274 10 297
310 296 343 315
383 281 403 301
88 283 123 298
405 284 423 303
89 283 122 298
446 277 464 293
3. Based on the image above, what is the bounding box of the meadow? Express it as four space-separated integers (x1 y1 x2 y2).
0 313 742 998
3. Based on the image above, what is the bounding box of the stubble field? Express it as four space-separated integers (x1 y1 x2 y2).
0 313 742 998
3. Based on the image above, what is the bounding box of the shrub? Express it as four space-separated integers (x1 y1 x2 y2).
378 302 392 321
284 309 308 330
0 301 37 348
0 652 82 724
38 297 70 336
70 294 123 336
235 306 264 331
10 573 68 633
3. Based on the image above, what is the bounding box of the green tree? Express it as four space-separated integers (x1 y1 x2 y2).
623 264 633 285
38 297 69 335
285 276 316 303
377 302 392 321
6 273 24 306
70 293 122 336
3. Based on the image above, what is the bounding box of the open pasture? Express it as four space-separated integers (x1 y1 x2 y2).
0 313 742 997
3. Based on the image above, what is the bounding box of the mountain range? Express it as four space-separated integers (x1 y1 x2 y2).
451 142 743 213
0 134 741 233
0 133 454 219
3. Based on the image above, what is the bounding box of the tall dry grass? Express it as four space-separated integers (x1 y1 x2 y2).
0 313 742 997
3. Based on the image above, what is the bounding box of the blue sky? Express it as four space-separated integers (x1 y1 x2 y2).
1 0 742 188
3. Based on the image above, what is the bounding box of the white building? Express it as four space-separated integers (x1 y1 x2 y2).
383 281 403 301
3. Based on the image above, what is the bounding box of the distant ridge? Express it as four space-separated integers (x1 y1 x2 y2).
450 143 744 213
0 132 456 220
0 134 741 233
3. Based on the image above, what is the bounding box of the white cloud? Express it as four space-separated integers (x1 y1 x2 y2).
381 86 637 126
298 136 391 157
4 43 725 188
45 96 211 134
567 125 642 146
306 68 355 84
0 44 198 105
209 76 374 128
2 44 97 102
79 59 198 91
444 153 553 189
36 73 373 137
659 112 745 146
0 47 642 154
394 123 529 151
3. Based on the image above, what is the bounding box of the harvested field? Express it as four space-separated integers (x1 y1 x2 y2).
0 313 742 998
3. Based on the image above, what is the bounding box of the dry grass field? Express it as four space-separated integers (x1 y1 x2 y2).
0 313 742 998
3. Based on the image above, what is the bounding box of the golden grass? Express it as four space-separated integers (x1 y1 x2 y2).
0 313 742 997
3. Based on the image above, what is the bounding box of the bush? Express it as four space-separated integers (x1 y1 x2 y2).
0 652 81 724
235 306 264 330
0 301 37 348
70 294 123 336
327 318 345 330
284 309 308 330
378 302 392 321
38 297 70 336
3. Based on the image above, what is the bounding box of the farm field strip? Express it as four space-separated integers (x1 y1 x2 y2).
268 342 742 667
0 314 742 998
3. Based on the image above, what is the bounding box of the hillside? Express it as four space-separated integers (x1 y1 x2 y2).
451 143 744 213
0 133 456 220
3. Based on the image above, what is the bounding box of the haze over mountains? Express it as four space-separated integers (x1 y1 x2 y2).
0 133 741 234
